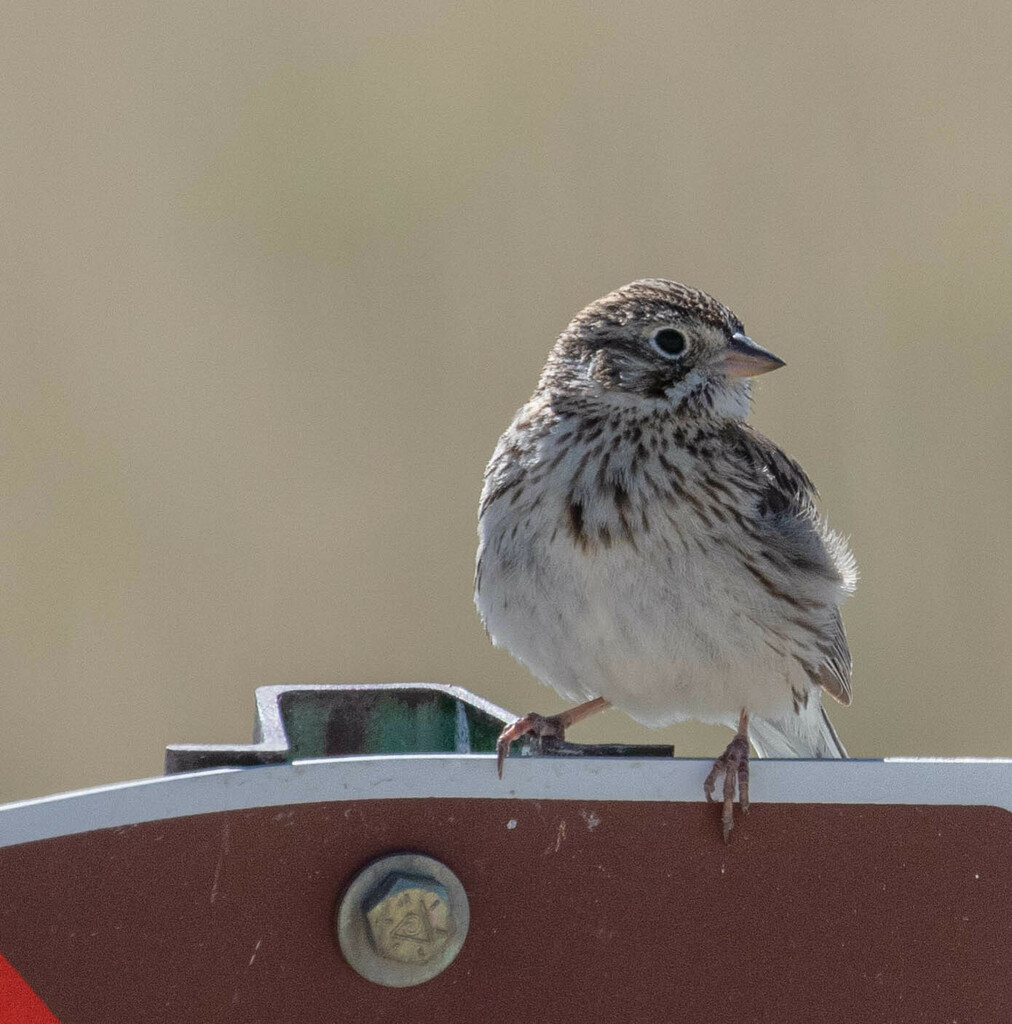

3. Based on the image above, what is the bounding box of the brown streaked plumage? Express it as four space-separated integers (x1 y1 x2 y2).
475 279 856 841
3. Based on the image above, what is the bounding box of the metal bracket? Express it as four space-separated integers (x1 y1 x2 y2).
164 683 673 774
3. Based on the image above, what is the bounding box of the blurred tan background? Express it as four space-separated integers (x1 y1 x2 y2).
2 2 1009 802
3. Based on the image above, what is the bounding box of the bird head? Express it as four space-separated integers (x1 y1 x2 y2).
542 279 784 420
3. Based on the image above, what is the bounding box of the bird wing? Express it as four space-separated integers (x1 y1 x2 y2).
723 421 819 518
723 423 854 705
811 607 853 705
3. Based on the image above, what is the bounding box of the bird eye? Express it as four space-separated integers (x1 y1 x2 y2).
649 327 688 359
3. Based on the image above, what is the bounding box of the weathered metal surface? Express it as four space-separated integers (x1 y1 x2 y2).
163 683 674 773
3 756 1011 848
0 790 1008 1023
5 724 1012 1023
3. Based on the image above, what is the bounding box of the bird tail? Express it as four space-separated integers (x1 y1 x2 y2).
749 704 847 759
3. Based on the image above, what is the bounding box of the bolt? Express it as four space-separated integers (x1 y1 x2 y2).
336 853 469 987
363 873 455 965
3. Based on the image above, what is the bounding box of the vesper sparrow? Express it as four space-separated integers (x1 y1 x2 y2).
474 279 856 839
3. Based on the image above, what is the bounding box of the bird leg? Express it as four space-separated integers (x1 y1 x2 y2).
703 709 750 843
496 697 610 778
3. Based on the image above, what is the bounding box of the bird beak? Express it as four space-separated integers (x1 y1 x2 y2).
723 332 786 378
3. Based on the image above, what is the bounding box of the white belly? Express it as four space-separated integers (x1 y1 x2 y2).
476 521 808 729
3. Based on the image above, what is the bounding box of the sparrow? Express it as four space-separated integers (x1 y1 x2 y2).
474 279 856 840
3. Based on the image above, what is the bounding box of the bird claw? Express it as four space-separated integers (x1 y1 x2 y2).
703 733 750 843
495 712 565 778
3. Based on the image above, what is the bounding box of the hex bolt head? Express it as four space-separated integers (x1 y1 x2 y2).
363 873 454 965
336 854 469 987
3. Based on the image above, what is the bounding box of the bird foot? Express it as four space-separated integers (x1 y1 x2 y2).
496 712 566 778
495 698 611 778
703 732 750 843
